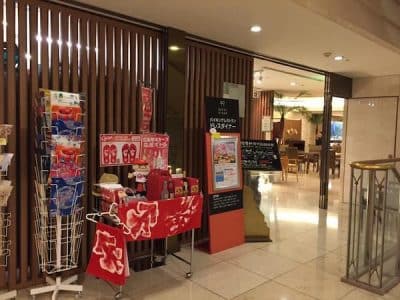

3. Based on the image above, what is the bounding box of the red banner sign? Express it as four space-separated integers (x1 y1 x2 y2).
141 133 169 170
118 195 203 241
87 223 129 285
140 86 153 133
99 134 142 167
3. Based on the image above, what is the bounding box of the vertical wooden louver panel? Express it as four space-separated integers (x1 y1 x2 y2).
114 27 122 134
88 19 98 260
129 32 137 133
97 22 106 137
60 11 69 91
0 1 3 124
120 29 130 185
122 30 129 133
29 2 40 284
40 6 49 89
0 0 5 288
114 27 122 181
106 25 114 133
50 8 60 90
18 0 29 285
6 0 17 287
70 15 79 93
79 17 89 268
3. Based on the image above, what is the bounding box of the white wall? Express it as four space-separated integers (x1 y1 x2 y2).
342 75 400 202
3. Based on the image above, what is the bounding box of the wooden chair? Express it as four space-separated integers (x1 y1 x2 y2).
280 155 289 181
329 150 340 178
286 147 300 182
308 145 321 173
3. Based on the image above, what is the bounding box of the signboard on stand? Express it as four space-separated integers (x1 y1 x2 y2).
204 97 244 254
241 140 282 171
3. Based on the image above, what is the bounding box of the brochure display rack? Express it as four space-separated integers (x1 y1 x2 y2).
30 90 86 299
0 124 16 300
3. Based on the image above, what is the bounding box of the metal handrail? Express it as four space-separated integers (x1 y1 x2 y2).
343 157 400 294
350 157 400 171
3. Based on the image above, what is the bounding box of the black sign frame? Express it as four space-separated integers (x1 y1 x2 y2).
205 97 240 133
241 139 282 171
208 190 243 215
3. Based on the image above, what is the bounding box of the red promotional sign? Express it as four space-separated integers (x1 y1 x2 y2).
118 195 203 241
87 223 129 285
139 86 153 133
141 133 169 170
100 134 141 167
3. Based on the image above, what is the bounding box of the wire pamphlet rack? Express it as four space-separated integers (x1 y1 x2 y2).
30 90 86 300
0 124 16 300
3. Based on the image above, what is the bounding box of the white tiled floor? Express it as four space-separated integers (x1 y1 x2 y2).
21 173 400 299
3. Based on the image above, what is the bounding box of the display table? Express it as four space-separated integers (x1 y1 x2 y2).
87 191 203 298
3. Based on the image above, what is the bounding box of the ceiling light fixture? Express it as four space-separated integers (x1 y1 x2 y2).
169 45 180 51
290 82 297 86
334 55 344 61
250 25 262 33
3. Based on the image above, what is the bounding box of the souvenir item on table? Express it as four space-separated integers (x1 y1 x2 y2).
172 178 184 198
86 222 129 286
187 177 200 195
128 159 150 197
146 169 171 201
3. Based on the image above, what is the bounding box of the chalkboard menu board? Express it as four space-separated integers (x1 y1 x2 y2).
205 97 240 133
241 140 282 171
209 190 243 215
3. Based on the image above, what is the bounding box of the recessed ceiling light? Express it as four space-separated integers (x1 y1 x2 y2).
290 82 297 86
334 55 344 61
169 45 180 51
250 25 262 33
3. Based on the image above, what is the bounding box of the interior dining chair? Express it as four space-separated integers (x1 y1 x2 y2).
308 144 322 173
285 147 299 182
329 150 340 178
280 155 289 181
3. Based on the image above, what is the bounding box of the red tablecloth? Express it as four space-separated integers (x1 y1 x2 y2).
118 195 203 241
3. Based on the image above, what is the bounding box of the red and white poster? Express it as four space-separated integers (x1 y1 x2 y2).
118 195 203 241
140 133 169 170
100 134 141 167
86 222 129 286
139 86 153 133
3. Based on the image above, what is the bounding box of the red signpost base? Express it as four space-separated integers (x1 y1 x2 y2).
208 209 245 254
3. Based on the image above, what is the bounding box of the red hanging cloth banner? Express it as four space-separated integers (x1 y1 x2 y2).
86 223 129 286
139 86 153 134
118 195 203 241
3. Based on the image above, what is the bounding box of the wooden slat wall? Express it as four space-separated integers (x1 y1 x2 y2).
0 0 164 290
249 90 274 139
184 41 253 240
